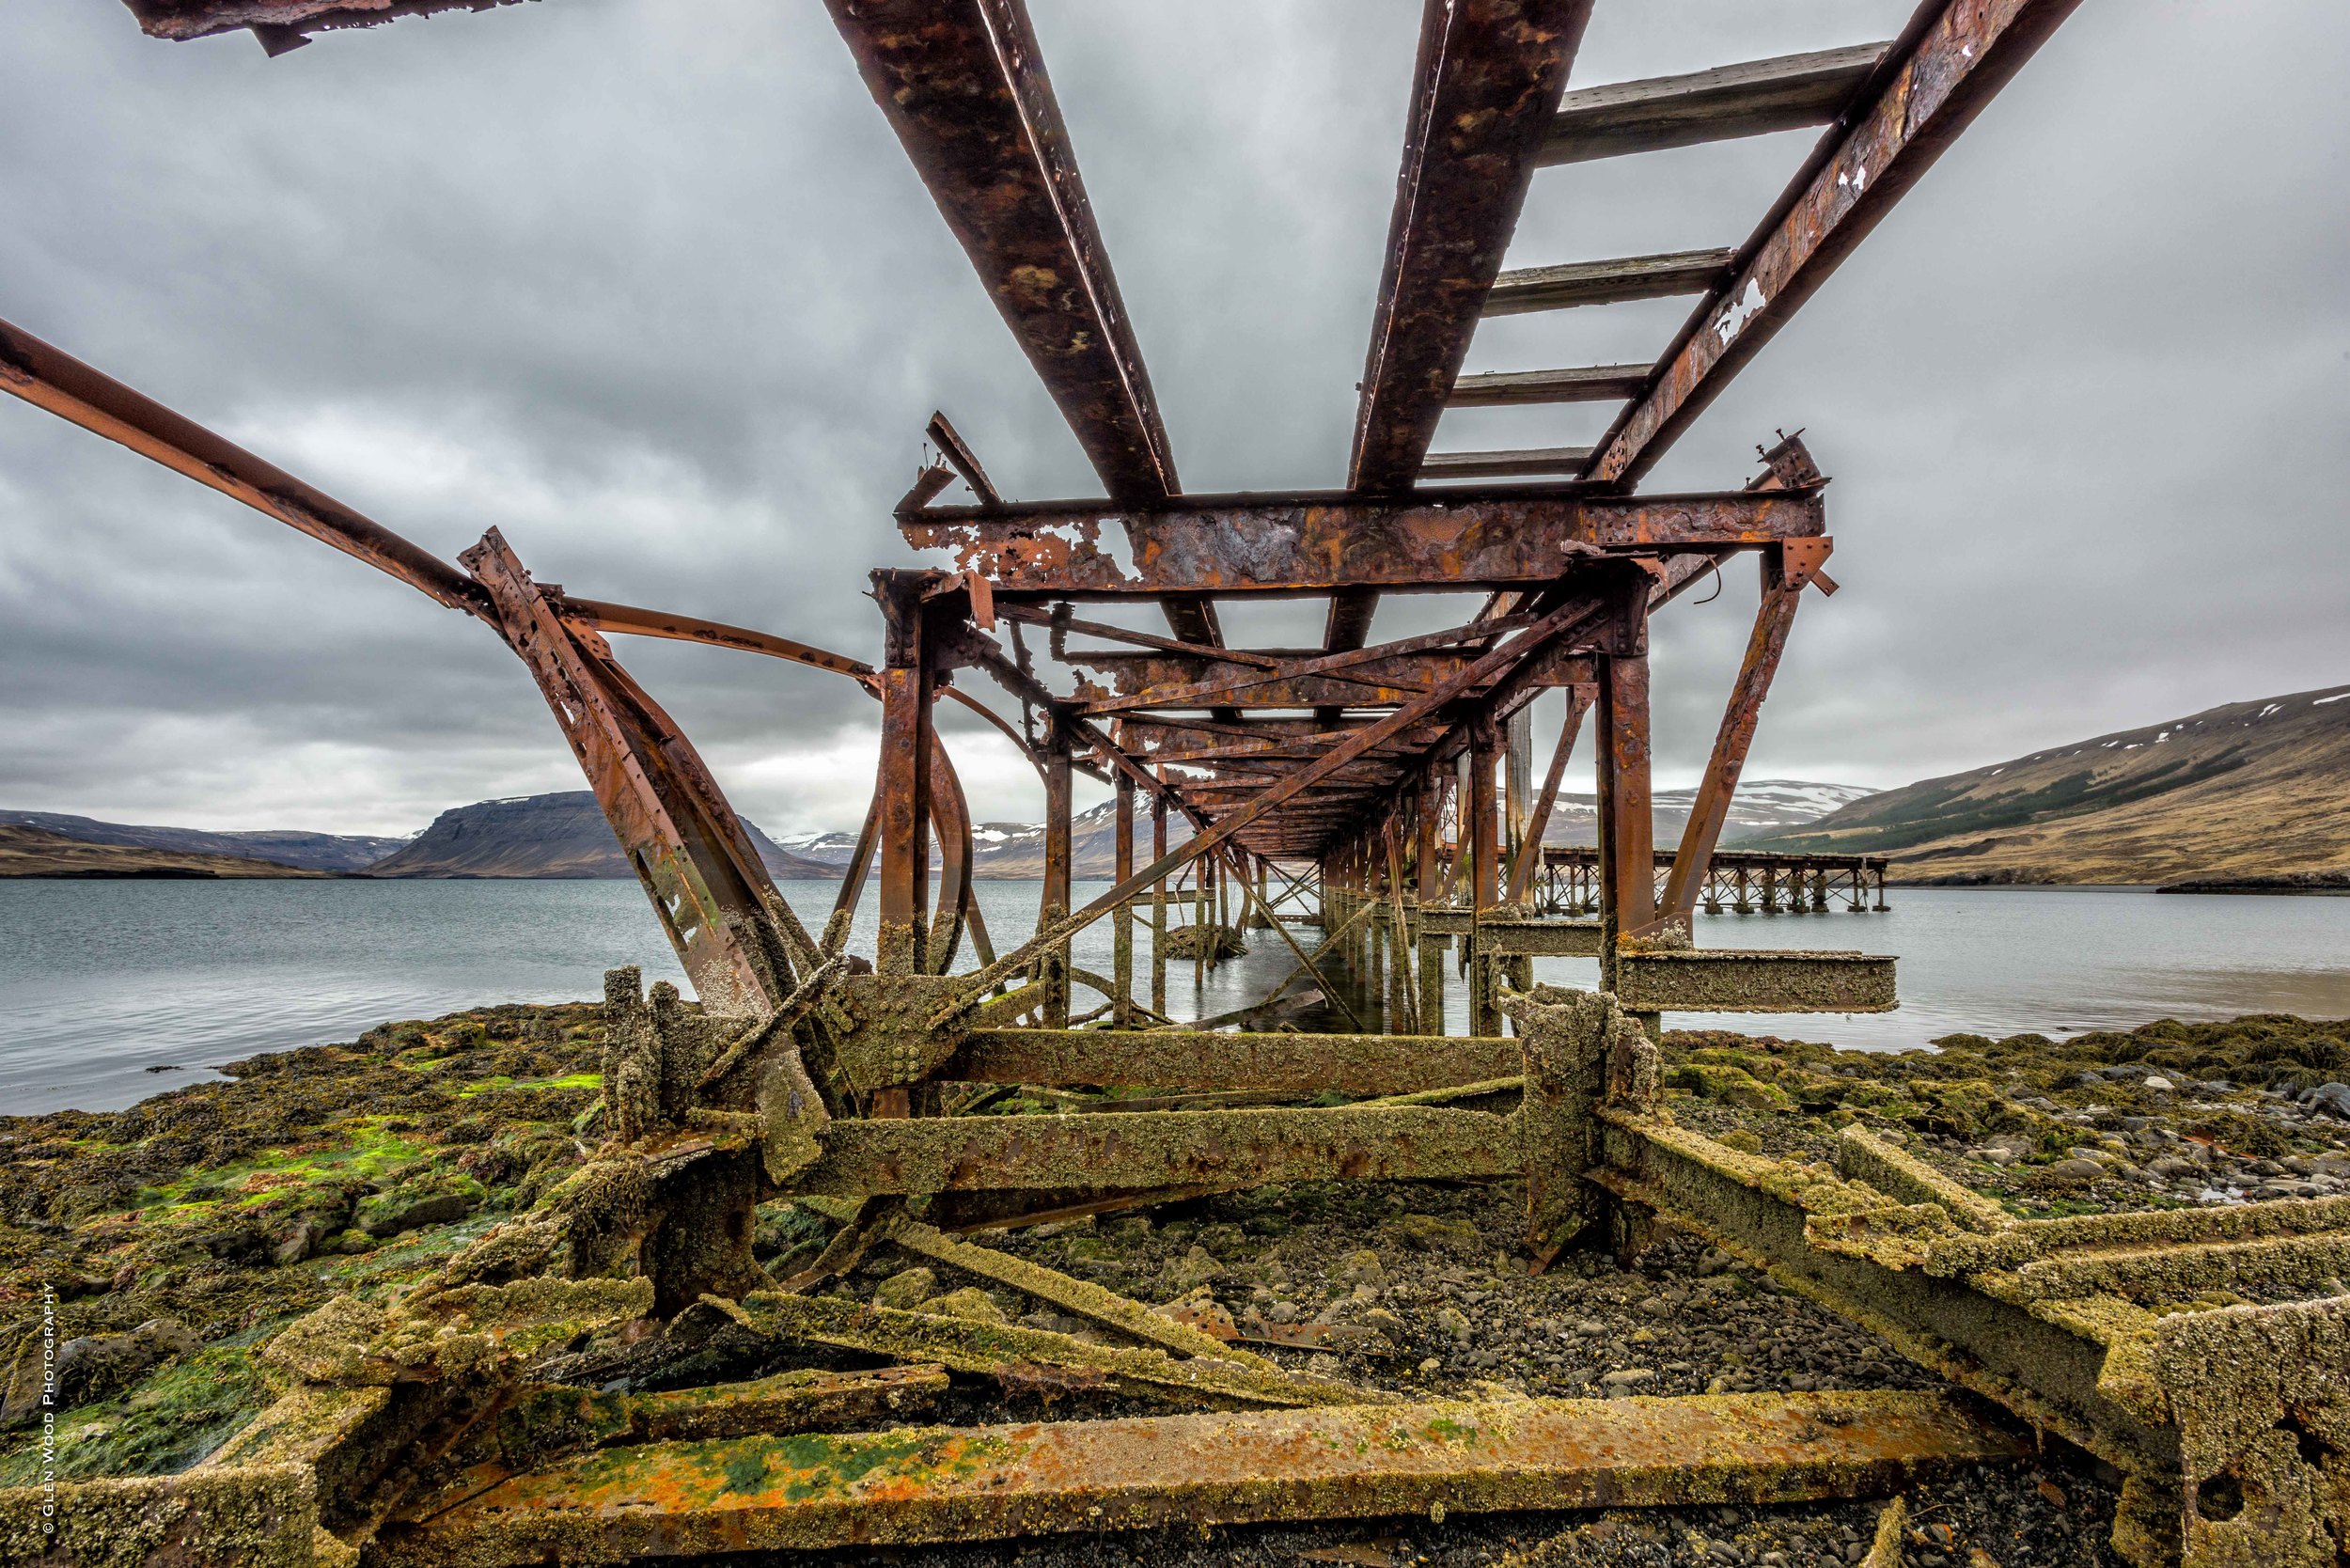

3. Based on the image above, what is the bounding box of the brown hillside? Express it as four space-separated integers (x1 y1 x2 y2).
1746 685 2350 884
0 825 325 878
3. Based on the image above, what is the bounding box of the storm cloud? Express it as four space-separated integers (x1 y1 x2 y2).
1 1 2342 839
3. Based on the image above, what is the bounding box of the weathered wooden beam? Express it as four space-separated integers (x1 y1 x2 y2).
1538 42 1888 165
1349 0 1595 494
1477 918 1602 957
945 1027 1517 1096
1482 248 1738 317
1614 949 1895 1012
1419 446 1593 478
372 1390 2021 1564
1449 364 1652 407
1586 2 2084 486
791 1105 1520 1196
904 489 1823 598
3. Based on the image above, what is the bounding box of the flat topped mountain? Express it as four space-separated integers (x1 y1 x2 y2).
1745 684 2350 884
366 792 832 880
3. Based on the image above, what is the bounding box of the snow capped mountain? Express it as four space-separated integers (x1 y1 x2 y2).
1542 779 1879 844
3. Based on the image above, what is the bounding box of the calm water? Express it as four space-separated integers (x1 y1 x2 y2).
2 879 2346 1116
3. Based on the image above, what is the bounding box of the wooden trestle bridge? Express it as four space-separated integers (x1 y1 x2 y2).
8 6 2347 1568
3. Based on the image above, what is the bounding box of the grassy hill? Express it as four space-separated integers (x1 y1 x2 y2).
1745 684 2350 884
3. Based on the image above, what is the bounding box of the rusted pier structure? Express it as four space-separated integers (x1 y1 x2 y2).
1527 845 1892 917
9 5 2342 1567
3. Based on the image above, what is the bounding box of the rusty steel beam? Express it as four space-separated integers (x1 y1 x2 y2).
465 531 800 1018
1449 363 1652 407
827 0 1177 507
0 316 485 613
1482 248 1739 317
1659 557 1808 926
1349 0 1593 494
904 488 1822 598
1538 42 1890 165
376 1390 2018 1562
1585 1 2084 486
872 572 938 978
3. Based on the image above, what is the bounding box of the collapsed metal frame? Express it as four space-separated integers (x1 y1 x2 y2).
15 5 2350 1568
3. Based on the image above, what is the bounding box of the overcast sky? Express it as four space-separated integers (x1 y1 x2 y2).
1 0 2343 839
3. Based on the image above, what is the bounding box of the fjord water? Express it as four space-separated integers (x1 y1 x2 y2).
3 879 2348 1116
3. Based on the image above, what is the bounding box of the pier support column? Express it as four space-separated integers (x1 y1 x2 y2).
1113 771 1135 1024
1468 720 1501 1036
1594 571 1655 1036
873 572 936 982
1151 779 1168 1016
1041 714 1073 1027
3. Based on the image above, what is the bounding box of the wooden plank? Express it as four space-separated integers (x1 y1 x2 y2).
945 1027 1518 1095
1418 447 1593 478
1614 949 1896 1013
1538 42 1888 165
1449 364 1653 406
789 1105 1521 1196
1483 248 1738 316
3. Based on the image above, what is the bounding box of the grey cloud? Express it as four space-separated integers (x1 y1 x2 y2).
0 0 2342 837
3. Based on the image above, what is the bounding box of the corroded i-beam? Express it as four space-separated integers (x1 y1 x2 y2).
372 1391 2020 1562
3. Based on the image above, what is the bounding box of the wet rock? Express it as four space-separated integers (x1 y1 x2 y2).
1336 1248 1385 1286
2046 1158 2107 1181
871 1266 937 1311
917 1287 1005 1324
358 1185 474 1239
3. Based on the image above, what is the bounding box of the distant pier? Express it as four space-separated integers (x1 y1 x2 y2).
1532 845 1888 917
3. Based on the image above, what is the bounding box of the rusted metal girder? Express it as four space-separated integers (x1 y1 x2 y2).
827 0 1220 646
465 530 805 1020
1075 650 1602 715
1349 0 1593 494
1585 0 2086 486
827 0 1174 507
903 487 1823 597
374 1391 2019 1563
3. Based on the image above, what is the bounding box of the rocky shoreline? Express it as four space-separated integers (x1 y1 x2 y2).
6 1004 2349 1565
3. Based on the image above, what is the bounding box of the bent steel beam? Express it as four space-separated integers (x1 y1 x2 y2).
465 529 803 1019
